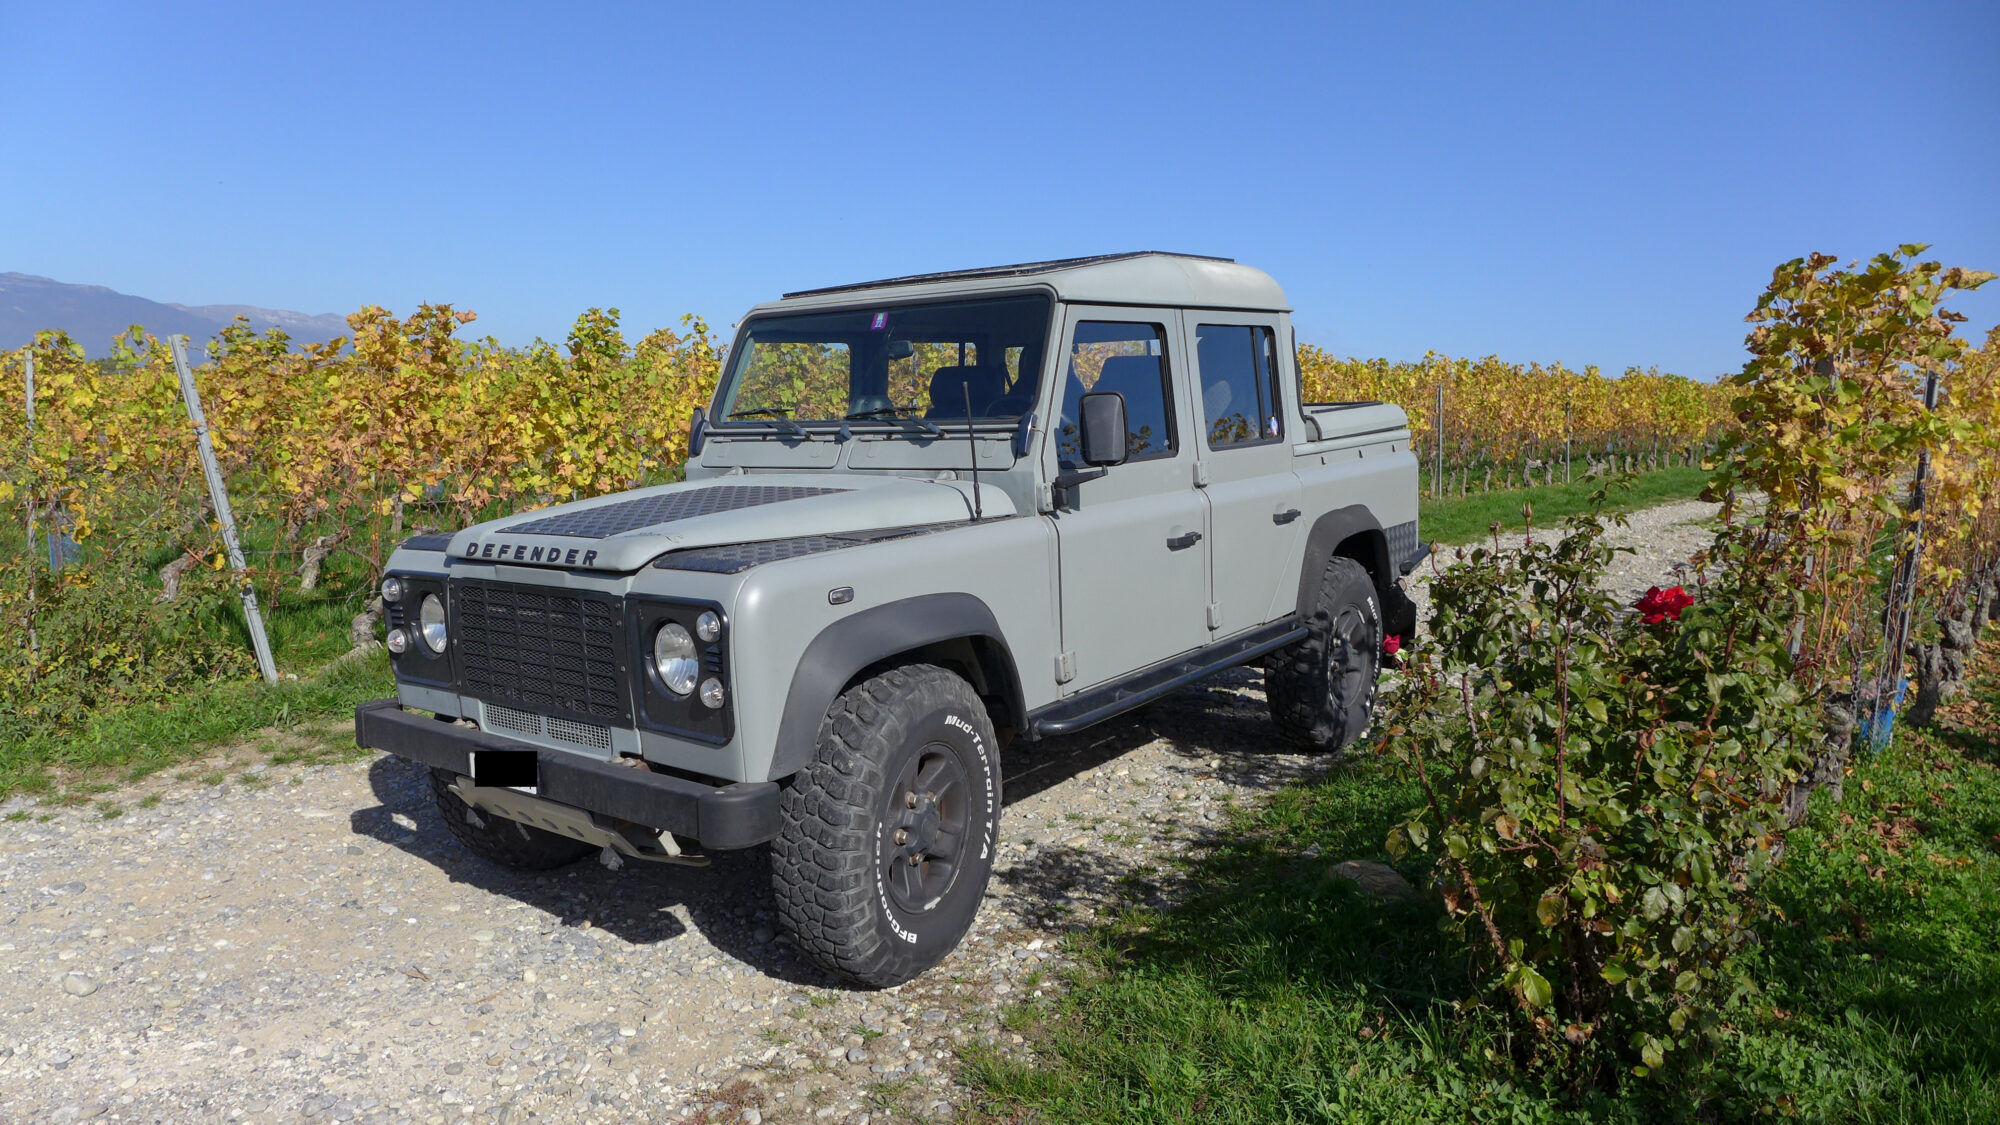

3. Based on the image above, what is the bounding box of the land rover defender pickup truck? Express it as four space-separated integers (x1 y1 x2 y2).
355 252 1422 986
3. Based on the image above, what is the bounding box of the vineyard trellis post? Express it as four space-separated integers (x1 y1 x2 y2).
22 347 34 557
1433 381 1445 499
20 346 37 680
1868 370 1942 751
1563 400 1572 483
169 334 279 685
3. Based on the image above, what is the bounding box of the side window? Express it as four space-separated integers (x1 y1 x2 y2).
1196 324 1283 447
1057 322 1177 465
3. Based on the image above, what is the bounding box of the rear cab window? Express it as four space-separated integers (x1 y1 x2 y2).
1195 323 1284 448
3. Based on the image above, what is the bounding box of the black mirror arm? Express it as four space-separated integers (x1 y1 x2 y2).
1051 467 1108 511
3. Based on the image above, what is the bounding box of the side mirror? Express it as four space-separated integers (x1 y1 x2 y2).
689 405 708 457
1078 391 1129 467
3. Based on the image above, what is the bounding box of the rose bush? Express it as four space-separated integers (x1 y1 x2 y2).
1381 501 1817 1084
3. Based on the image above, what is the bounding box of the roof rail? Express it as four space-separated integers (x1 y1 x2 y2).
781 251 1235 300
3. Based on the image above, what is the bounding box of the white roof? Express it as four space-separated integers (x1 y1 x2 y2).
753 252 1290 314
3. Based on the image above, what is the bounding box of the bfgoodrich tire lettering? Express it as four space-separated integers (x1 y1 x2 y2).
427 767 596 870
1267 555 1382 751
772 664 1002 988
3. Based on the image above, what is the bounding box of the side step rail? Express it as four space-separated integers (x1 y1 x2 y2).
1028 618 1307 739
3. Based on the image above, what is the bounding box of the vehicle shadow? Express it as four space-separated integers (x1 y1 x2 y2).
1005 665 1333 804
351 753 846 988
347 664 1325 990
992 665 1333 927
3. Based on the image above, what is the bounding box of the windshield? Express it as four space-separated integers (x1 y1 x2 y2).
714 294 1052 427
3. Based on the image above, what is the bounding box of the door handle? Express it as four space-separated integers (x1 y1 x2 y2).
1166 531 1203 550
1273 508 1301 525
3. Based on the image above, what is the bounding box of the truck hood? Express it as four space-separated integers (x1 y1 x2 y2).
443 474 1013 573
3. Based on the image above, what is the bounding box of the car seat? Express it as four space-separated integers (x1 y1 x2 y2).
925 366 1004 419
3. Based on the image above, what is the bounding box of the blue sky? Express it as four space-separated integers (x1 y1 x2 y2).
2 1 1995 377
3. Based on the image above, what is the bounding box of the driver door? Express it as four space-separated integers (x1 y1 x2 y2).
1045 306 1210 692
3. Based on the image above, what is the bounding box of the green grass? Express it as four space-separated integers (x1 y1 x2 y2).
965 641 2000 1124
1419 466 1711 546
0 650 390 803
0 503 402 804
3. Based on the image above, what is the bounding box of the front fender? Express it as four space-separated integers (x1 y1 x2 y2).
770 592 1023 779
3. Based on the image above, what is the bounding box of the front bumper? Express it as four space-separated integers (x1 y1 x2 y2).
354 699 781 850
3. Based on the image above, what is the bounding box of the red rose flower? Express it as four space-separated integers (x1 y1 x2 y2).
1382 633 1403 656
1635 585 1694 624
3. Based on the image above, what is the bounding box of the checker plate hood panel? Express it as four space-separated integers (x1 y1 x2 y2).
443 475 1008 572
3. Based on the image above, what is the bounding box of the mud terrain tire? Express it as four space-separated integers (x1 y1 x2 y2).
772 664 1002 988
429 767 595 871
1266 555 1382 751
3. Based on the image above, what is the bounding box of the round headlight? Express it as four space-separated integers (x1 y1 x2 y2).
385 627 409 655
696 610 722 643
698 677 726 710
418 593 447 653
380 576 405 603
653 623 698 695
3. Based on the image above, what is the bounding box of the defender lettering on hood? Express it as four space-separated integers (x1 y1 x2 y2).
457 539 599 566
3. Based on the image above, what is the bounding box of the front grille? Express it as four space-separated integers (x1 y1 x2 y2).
547 716 614 751
484 703 614 752
484 703 542 738
453 580 628 723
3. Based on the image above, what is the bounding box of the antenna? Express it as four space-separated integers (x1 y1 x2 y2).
962 382 983 522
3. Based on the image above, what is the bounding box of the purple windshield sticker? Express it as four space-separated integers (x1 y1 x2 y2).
870 312 888 330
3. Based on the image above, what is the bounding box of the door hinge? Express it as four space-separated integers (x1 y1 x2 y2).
1193 462 1210 488
1207 603 1223 630
1055 651 1077 684
1036 482 1055 512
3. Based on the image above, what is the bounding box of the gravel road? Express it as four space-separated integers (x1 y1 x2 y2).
1404 496 1729 624
0 497 1729 1125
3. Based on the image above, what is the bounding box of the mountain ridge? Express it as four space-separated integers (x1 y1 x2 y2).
1 272 351 356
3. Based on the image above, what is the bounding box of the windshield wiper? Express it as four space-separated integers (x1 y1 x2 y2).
844 406 943 437
843 405 919 421
728 408 806 438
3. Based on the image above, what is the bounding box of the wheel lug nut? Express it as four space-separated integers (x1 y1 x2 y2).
893 828 908 845
904 792 918 808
